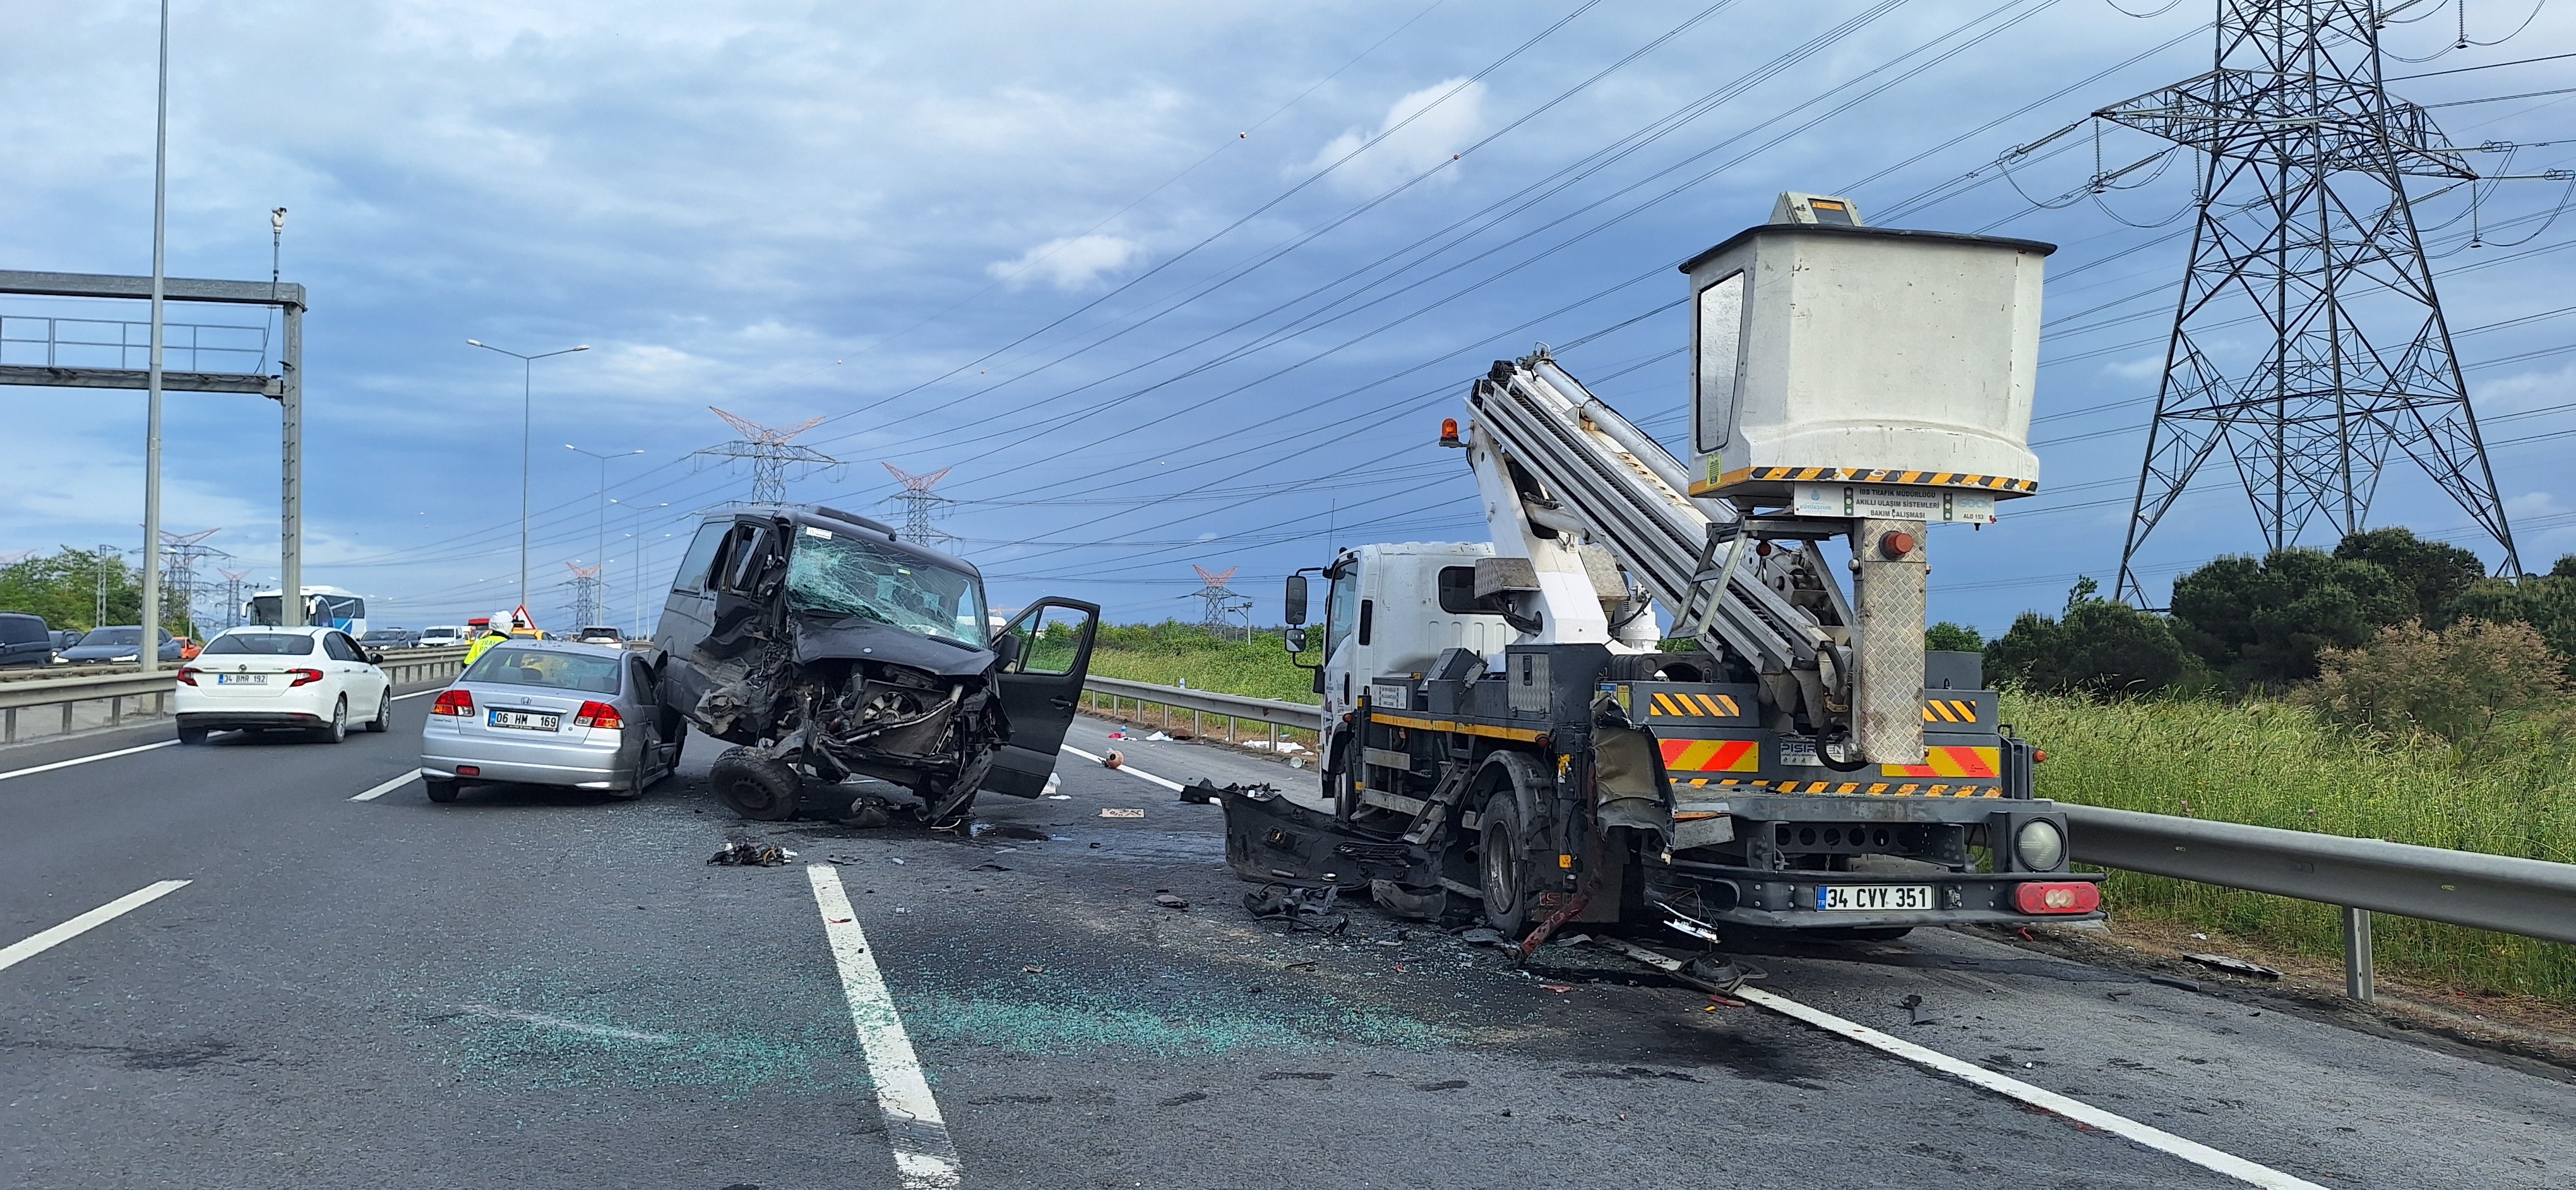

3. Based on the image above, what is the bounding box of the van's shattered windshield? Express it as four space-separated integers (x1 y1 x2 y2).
785 528 989 647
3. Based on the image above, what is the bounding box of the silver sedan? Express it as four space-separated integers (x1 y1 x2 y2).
419 639 681 802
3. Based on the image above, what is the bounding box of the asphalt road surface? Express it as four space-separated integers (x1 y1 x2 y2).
4 703 2572 1189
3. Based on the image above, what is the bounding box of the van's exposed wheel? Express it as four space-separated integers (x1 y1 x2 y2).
364 691 392 732
424 778 460 803
315 696 349 744
710 748 801 820
1479 792 1533 936
913 779 976 827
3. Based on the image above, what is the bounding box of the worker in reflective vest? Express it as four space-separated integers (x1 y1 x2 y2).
465 612 516 666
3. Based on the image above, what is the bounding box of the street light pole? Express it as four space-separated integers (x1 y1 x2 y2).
140 0 170 673
465 339 587 622
566 444 642 627
614 500 671 638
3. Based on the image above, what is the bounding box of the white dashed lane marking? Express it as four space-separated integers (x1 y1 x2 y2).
349 771 423 802
1059 744 1184 792
0 880 192 975
0 740 179 783
807 863 962 1189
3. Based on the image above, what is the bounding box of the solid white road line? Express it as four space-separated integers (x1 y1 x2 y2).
349 771 424 802
1059 743 1184 792
0 879 192 975
0 740 179 783
1736 986 2327 1189
807 864 963 1190
390 688 441 702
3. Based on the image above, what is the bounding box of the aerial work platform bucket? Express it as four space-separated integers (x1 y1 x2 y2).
1682 205 2053 517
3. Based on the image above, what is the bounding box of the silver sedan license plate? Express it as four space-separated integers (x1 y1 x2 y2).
1818 884 1933 911
488 709 561 732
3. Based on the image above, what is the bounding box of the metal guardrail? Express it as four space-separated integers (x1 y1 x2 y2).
0 646 472 745
1083 675 2576 1003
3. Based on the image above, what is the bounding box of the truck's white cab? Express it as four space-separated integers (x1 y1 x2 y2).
1304 543 1516 770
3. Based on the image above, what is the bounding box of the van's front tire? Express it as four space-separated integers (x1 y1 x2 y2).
710 748 801 820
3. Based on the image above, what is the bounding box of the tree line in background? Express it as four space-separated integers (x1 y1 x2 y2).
1931 526 2576 752
0 546 190 635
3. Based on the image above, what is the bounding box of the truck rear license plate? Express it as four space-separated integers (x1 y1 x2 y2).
488 709 560 731
1818 884 1933 911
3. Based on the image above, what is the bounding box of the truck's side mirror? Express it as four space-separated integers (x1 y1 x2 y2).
1283 627 1307 654
1283 575 1308 625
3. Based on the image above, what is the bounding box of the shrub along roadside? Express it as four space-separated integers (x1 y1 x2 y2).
1082 622 1318 706
2010 691 2576 1005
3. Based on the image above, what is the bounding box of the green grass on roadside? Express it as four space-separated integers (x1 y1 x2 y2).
1085 622 1318 706
2010 692 2576 1004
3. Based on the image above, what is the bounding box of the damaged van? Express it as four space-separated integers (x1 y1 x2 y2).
653 504 1099 824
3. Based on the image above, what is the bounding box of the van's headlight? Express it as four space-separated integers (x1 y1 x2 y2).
2015 819 2066 870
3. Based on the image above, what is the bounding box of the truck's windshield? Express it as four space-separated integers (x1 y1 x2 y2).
785 529 989 647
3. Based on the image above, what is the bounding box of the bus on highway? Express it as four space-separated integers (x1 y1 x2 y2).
246 586 369 637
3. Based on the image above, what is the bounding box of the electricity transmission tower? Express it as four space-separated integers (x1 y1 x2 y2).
2103 0 2521 603
157 528 225 638
563 562 604 629
694 407 840 505
881 463 958 550
218 568 252 629
1182 565 1254 640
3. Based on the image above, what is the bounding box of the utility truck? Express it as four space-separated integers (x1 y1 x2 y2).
1224 193 2102 939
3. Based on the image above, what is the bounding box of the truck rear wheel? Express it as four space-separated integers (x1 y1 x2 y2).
1479 793 1533 936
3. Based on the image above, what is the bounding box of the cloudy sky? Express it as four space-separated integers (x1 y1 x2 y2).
4 0 2573 635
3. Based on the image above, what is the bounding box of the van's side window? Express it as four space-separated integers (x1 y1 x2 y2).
1357 598 1374 647
672 522 729 593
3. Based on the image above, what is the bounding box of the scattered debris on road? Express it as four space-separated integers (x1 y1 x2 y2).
1181 778 1273 806
2185 953 2282 980
1902 992 1935 1026
1155 893 1191 910
1101 807 1145 819
1102 750 1126 769
707 839 796 866
1243 883 1349 934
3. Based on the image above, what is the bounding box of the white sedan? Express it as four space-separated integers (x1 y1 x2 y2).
175 626 393 745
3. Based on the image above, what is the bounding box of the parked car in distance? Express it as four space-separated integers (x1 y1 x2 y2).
360 627 417 651
418 626 467 648
572 625 624 645
419 639 680 802
174 626 394 744
0 613 53 668
57 625 184 665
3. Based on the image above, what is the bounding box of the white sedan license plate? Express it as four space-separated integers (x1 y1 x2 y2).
1817 884 1933 911
215 673 267 685
487 709 561 732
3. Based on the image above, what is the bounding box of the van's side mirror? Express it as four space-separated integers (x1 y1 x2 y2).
990 632 1022 671
1283 575 1308 625
1283 627 1306 654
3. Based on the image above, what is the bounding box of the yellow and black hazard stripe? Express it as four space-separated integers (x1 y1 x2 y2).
1647 691 1742 719
1762 779 2002 798
1921 697 1979 724
1691 466 2039 496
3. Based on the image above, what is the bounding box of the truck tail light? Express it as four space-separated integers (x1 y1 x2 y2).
287 668 325 687
2013 882 2101 915
175 667 201 686
431 689 475 716
574 700 623 730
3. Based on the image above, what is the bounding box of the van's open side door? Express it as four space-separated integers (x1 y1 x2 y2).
981 598 1101 798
